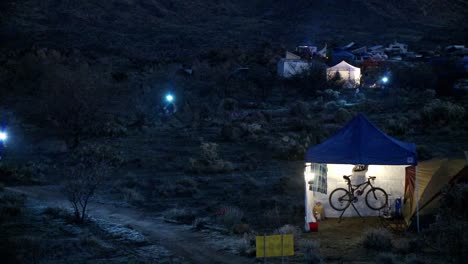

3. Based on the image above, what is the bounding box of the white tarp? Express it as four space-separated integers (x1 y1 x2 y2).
326 60 361 86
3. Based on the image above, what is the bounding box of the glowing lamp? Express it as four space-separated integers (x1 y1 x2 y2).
381 77 389 83
0 131 7 141
165 94 174 102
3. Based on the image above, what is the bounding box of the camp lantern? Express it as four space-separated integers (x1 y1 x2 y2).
381 76 389 84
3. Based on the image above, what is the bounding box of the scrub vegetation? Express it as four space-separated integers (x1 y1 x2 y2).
0 0 467 263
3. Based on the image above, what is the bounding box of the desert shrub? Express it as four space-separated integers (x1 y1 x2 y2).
290 101 311 118
334 108 352 123
12 236 47 263
42 207 69 219
85 120 127 137
0 163 34 185
425 183 468 261
416 145 433 161
188 142 235 173
163 208 196 224
216 206 244 229
218 98 238 112
300 239 322 264
322 89 340 100
385 116 410 136
362 228 392 251
0 193 25 220
71 144 125 167
285 62 327 96
394 238 423 254
405 254 425 264
262 207 282 228
422 89 436 100
324 100 339 111
390 63 435 91
121 188 146 204
237 232 256 256
376 252 397 264
192 217 208 230
420 99 465 127
275 224 301 248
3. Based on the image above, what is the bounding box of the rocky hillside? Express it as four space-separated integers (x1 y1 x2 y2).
1 0 466 61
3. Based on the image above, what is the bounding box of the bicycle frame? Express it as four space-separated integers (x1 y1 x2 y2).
345 177 375 198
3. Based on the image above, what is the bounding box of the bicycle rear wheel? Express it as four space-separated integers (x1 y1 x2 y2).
329 188 352 211
365 187 388 210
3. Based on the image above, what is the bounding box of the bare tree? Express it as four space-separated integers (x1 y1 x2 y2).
63 162 109 223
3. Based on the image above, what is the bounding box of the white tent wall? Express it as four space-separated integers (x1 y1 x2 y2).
326 61 361 85
277 59 312 78
305 164 407 220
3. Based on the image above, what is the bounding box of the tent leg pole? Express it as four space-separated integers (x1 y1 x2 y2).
415 167 420 233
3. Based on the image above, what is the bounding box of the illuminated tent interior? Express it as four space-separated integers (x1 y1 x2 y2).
304 114 417 230
326 60 361 86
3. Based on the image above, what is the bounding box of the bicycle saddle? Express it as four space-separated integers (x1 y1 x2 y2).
368 176 376 180
343 175 351 180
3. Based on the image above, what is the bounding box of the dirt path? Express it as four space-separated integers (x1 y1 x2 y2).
7 185 253 264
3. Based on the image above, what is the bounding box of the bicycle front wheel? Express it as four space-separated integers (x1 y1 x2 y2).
365 187 388 210
329 188 352 211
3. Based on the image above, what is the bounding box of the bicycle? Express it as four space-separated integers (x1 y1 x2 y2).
329 175 388 219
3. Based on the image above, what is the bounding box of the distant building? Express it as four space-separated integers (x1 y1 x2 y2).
385 41 409 55
277 51 313 78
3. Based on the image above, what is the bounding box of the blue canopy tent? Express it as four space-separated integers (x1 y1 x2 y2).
303 114 420 231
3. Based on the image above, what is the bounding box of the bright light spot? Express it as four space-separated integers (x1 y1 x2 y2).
0 132 7 141
166 94 174 102
382 77 389 83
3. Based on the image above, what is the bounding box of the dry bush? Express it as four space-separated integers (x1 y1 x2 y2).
0 193 25 221
0 163 35 185
385 116 410 136
321 89 340 101
420 99 465 127
42 207 69 219
361 228 393 251
163 208 195 224
405 254 425 264
324 100 339 111
37 63 110 148
216 206 244 230
334 108 352 123
393 238 423 254
424 183 468 261
290 101 311 118
121 188 146 204
191 217 208 230
188 142 235 173
63 162 110 223
376 252 397 264
71 144 125 167
275 224 301 248
300 239 322 264
237 232 256 256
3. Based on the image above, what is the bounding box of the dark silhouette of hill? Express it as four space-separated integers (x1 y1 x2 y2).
1 0 467 61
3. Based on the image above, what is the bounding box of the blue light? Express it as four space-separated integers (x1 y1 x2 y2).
166 94 174 102
0 131 7 142
382 77 389 83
